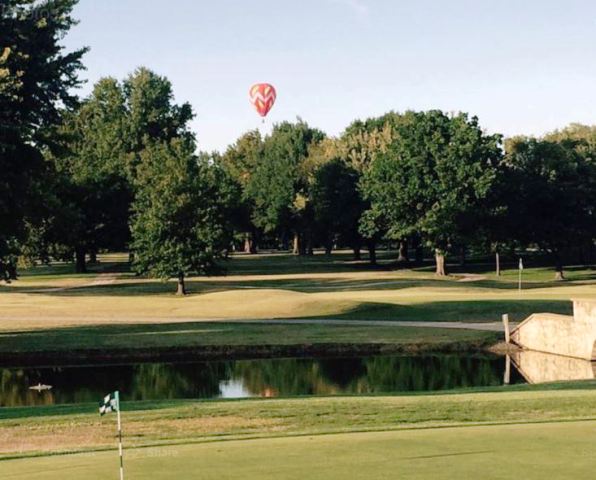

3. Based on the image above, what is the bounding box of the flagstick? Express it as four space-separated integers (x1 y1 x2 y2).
115 391 124 480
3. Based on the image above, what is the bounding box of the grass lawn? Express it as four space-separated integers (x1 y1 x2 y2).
4 423 596 480
3 386 596 478
0 322 497 355
1 252 594 332
3 248 596 478
0 251 593 355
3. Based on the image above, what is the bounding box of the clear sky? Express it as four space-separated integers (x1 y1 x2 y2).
63 0 596 152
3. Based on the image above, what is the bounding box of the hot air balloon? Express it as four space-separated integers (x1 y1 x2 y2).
249 83 277 118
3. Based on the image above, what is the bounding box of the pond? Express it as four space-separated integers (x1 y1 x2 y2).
1 354 528 407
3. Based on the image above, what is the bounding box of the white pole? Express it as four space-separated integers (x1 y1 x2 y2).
115 391 124 480
502 314 510 344
518 258 523 293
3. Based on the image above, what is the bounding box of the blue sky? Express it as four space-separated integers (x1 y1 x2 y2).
63 0 596 152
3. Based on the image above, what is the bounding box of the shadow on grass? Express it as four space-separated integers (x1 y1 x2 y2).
0 299 572 344
16 259 133 278
6 274 588 297
303 298 573 323
4 250 595 297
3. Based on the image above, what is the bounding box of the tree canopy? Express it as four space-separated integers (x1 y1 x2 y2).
0 0 86 279
130 139 229 295
361 110 502 275
245 120 324 253
2 3 595 285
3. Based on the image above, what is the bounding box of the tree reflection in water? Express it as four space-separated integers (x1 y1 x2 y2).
128 363 231 401
0 354 526 407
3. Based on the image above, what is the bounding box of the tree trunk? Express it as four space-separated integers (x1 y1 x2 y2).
459 246 466 267
75 248 87 274
306 234 314 256
495 251 501 277
89 250 98 264
353 247 361 261
280 231 289 251
250 229 258 254
177 273 187 296
554 252 565 281
292 232 300 255
242 230 258 254
367 241 377 265
244 233 251 253
7 262 17 281
0 262 8 283
324 237 333 256
397 240 409 263
435 249 447 276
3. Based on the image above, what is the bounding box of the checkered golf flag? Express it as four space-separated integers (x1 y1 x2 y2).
99 392 119 416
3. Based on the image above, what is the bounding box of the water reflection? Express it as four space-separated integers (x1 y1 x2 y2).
510 350 596 384
0 354 524 407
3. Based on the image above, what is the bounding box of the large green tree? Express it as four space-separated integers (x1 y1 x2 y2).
544 123 596 152
312 159 366 258
361 110 502 275
130 139 230 295
46 78 130 272
544 124 596 267
0 0 86 143
123 67 195 179
340 112 400 173
198 150 244 257
221 130 264 253
340 113 404 262
245 121 324 254
0 0 86 279
503 136 595 279
41 69 195 272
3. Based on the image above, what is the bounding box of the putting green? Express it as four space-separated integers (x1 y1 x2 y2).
4 421 595 479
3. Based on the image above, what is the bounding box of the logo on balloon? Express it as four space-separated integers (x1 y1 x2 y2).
249 83 277 118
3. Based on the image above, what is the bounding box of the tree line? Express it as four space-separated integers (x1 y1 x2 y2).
2 1 595 293
222 113 596 281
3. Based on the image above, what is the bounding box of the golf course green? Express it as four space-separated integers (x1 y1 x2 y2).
3 386 596 479
3 253 596 478
5 422 595 480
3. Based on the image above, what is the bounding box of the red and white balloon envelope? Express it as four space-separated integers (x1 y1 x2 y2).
249 83 277 118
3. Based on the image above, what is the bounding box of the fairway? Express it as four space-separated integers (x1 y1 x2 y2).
1 253 594 360
3 388 596 458
1 253 595 334
4 421 595 480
